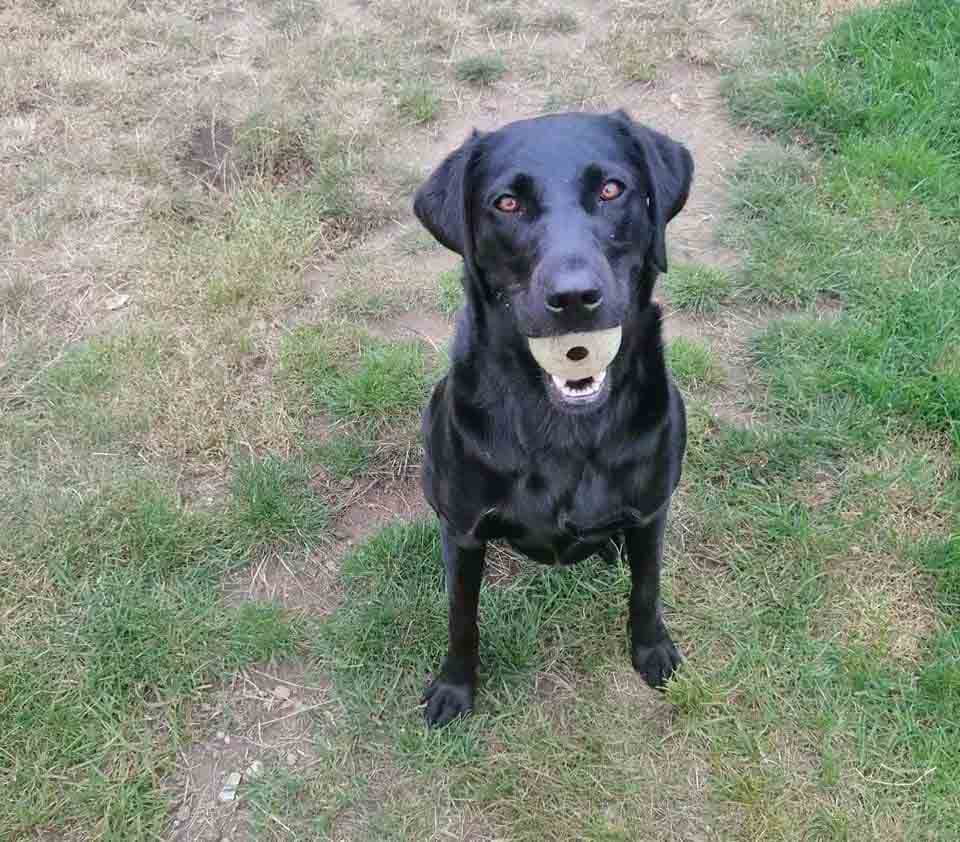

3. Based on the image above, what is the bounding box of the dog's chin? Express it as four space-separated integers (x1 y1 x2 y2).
544 368 611 412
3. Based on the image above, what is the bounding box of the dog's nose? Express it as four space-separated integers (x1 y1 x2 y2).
545 284 604 316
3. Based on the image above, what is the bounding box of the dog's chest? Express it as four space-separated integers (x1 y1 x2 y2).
488 452 657 562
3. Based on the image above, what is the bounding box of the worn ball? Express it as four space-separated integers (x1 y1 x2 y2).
527 326 622 380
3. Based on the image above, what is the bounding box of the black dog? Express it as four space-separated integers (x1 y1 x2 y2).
413 110 693 727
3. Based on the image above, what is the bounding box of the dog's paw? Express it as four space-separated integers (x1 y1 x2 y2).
422 677 475 727
631 635 682 690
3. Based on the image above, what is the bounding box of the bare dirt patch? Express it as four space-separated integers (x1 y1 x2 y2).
333 477 432 546
168 662 338 842
223 545 344 616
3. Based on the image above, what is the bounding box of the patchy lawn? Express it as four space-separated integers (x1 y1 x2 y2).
1 0 956 839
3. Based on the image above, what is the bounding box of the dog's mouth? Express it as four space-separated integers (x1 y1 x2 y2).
548 370 608 404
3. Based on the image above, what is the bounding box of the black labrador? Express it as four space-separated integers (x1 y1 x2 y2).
413 110 693 727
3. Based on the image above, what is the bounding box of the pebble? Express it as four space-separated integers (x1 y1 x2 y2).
286 752 298 767
273 685 292 701
218 772 242 802
245 760 264 779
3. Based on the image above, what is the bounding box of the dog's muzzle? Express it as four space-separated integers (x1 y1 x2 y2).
527 326 622 404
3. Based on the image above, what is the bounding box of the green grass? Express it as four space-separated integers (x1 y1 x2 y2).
723 0 960 447
0 477 305 837
231 455 327 544
316 340 433 423
727 0 960 219
690 1 960 830
454 55 507 86
664 263 734 314
481 8 579 34
667 337 725 389
281 325 437 425
312 432 374 480
437 267 464 316
394 80 442 125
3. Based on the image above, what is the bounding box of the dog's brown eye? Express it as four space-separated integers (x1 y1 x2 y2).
599 180 625 201
495 194 520 213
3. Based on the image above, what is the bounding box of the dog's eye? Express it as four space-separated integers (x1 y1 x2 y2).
494 194 520 213
599 180 625 201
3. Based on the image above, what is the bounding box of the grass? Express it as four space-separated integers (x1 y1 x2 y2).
3 0 960 839
437 267 465 316
281 328 436 425
454 55 507 86
0 477 305 837
394 80 442 125
231 455 328 544
667 337 726 388
481 8 579 34
727 0 960 217
312 432 374 481
664 263 734 314
316 341 434 423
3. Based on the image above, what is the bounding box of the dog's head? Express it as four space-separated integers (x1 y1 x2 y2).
414 110 693 408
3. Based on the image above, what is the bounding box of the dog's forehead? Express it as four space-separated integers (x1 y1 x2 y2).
480 114 629 179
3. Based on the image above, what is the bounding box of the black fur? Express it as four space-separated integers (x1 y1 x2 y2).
414 111 694 727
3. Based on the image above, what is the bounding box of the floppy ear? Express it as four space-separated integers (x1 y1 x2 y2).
610 110 694 273
413 130 483 256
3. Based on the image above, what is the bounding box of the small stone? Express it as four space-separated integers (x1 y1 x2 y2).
216 730 226 741
175 804 191 823
285 752 298 767
245 760 264 779
273 685 292 701
104 293 130 311
223 735 231 745
218 771 242 802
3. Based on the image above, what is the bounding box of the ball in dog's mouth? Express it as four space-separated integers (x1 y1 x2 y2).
527 326 622 406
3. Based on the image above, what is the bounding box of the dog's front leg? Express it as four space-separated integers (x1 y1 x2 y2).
625 511 682 689
422 522 485 727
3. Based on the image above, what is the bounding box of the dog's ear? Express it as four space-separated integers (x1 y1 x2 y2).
413 130 483 256
609 110 693 273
